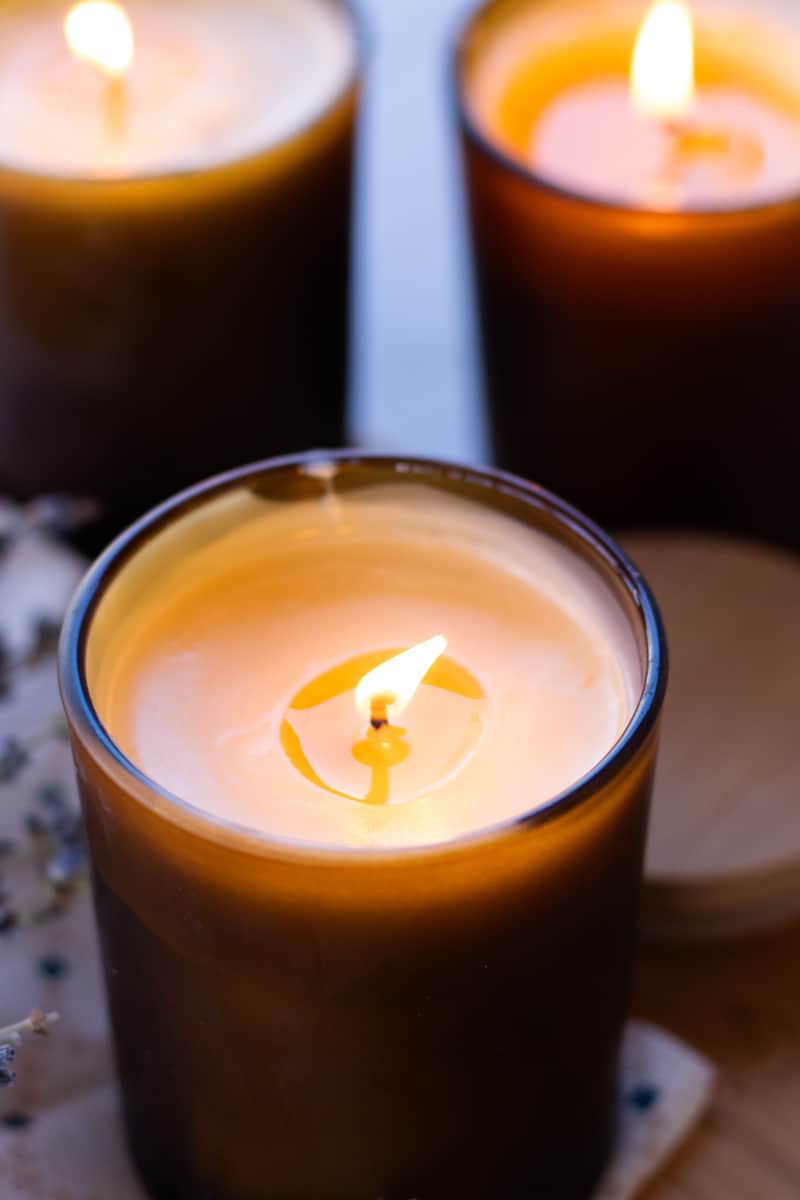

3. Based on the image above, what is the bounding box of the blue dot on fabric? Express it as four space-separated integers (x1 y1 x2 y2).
38 954 70 981
628 1083 660 1112
3 1112 33 1130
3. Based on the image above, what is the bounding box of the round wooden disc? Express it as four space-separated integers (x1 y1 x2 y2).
619 532 800 940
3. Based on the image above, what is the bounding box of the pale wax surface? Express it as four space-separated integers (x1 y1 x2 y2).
89 483 641 849
464 0 800 210
0 0 355 177
532 83 800 209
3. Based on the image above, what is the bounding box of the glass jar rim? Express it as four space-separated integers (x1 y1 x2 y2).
59 451 668 864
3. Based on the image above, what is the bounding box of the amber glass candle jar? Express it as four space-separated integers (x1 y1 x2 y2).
0 0 360 548
456 0 800 549
60 453 666 1200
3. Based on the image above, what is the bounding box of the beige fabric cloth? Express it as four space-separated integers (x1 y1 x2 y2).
0 511 715 1199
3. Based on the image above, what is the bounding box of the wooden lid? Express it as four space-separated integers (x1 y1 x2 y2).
619 533 800 942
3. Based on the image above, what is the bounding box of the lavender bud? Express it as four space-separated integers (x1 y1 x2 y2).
0 737 28 784
25 812 51 838
0 898 17 934
47 841 85 889
38 784 67 812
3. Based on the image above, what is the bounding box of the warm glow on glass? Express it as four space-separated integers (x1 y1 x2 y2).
630 0 695 120
355 636 448 723
65 1 135 78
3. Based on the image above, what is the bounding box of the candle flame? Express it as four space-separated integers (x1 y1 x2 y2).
355 636 448 724
65 1 134 78
631 0 695 120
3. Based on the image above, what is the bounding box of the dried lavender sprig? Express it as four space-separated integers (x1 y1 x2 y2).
0 1011 58 1090
0 1044 15 1089
0 736 28 784
0 720 70 787
0 1009 59 1044
0 777 86 937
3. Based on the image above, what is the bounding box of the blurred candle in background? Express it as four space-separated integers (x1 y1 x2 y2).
457 0 800 547
0 0 360 547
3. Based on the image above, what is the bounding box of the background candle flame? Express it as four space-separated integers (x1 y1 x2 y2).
355 636 448 723
630 0 695 120
65 1 134 78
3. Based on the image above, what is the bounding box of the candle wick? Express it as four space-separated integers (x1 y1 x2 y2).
105 75 127 145
662 117 683 141
369 693 395 732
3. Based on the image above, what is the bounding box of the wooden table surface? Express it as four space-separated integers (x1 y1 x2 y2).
633 919 800 1199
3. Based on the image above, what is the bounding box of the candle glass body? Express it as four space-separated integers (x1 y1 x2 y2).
457 0 800 550
60 453 667 1200
0 1 359 549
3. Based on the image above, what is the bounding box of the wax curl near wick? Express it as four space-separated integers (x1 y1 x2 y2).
662 118 765 181
355 693 410 773
644 117 766 206
351 693 412 805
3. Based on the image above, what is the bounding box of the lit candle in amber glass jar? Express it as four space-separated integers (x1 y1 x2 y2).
457 0 800 547
0 0 360 547
60 453 667 1200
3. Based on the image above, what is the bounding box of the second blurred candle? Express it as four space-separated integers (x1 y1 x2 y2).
458 0 800 547
0 0 360 543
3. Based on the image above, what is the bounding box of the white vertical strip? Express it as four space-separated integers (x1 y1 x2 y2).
350 0 486 463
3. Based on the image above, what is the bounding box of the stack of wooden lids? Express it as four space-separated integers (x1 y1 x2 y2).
620 533 800 943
